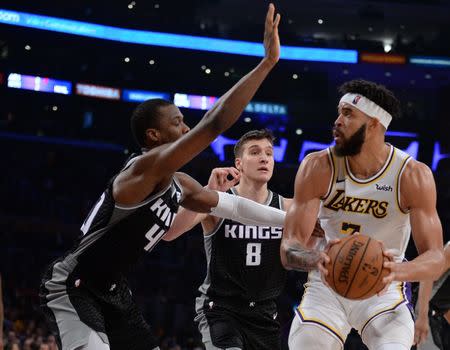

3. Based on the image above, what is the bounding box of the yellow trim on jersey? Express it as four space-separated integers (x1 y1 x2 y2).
296 276 346 345
321 148 337 201
395 156 411 214
361 282 405 333
345 146 396 186
296 307 345 345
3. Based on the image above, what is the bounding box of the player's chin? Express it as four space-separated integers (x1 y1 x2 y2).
255 172 272 182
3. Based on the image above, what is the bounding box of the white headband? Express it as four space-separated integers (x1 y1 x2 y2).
339 93 392 129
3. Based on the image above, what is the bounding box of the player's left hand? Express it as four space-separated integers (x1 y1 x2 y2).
263 3 281 66
207 167 240 192
378 244 396 296
414 314 430 346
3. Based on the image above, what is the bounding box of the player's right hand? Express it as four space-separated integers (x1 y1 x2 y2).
263 3 281 66
318 239 340 287
207 167 240 192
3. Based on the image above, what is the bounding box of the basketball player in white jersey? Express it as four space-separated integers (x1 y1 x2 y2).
280 79 445 350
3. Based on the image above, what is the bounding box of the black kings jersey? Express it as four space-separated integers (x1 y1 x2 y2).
199 188 287 303
68 154 182 283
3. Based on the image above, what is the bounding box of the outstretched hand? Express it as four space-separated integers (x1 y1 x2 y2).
263 3 281 65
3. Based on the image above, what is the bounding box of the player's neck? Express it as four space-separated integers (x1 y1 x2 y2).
234 178 269 204
346 141 391 179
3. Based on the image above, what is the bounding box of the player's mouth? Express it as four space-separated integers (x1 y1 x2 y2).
333 130 343 142
258 166 269 172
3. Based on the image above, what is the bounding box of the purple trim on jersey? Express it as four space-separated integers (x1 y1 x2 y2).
402 281 414 316
295 308 345 345
361 282 414 335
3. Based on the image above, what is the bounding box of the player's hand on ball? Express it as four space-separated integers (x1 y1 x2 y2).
378 243 396 296
414 314 430 346
318 239 341 286
207 167 240 192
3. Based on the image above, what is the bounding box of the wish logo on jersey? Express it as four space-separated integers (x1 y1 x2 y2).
224 224 282 240
324 189 389 218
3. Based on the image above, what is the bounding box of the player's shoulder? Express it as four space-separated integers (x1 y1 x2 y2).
299 149 332 175
402 158 433 185
403 158 432 177
304 148 329 161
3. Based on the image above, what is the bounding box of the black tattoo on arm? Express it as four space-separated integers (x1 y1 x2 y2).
285 243 321 272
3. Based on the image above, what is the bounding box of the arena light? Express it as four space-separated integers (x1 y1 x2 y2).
122 89 170 102
174 93 217 111
7 73 72 95
432 142 450 171
360 52 406 65
409 56 450 67
245 102 287 115
385 131 418 138
76 83 120 100
0 8 357 63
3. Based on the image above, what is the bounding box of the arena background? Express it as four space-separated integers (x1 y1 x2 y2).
0 0 449 349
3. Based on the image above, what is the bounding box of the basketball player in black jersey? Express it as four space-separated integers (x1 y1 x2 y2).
164 129 323 350
40 5 284 350
414 241 449 349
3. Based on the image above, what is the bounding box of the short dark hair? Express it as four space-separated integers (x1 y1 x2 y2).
338 79 401 120
130 98 173 147
233 129 275 158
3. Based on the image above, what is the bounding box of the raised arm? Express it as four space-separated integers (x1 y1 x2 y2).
114 5 280 205
280 151 332 271
384 160 444 283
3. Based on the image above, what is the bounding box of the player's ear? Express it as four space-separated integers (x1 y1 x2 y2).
146 128 160 143
235 157 242 171
368 117 380 131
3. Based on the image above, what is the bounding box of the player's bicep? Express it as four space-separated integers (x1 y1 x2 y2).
410 207 443 255
404 162 443 254
284 153 330 244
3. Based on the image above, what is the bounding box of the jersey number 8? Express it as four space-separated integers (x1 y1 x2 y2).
246 243 261 266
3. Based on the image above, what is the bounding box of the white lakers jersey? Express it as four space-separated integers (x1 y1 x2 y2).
318 144 412 261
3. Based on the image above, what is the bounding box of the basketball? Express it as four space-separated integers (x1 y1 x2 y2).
324 234 389 300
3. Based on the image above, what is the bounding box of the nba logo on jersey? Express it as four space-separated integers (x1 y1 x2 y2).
352 95 361 105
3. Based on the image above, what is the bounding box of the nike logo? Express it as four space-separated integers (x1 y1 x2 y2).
336 179 345 183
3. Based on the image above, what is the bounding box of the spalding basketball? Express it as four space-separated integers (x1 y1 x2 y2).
324 234 389 300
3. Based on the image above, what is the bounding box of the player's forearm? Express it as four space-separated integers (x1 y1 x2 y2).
201 59 275 134
395 248 445 281
210 191 285 227
280 240 321 272
163 207 205 241
416 280 433 317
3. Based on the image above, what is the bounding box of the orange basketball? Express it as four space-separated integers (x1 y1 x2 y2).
324 234 389 300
